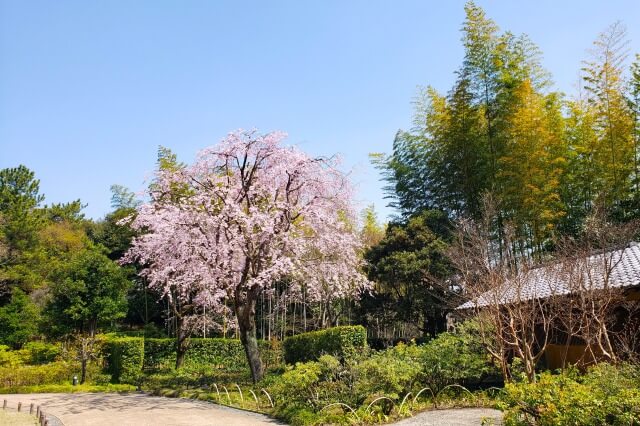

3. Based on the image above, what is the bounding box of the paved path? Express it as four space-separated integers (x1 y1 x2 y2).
1 393 281 426
391 407 502 425
2 394 502 426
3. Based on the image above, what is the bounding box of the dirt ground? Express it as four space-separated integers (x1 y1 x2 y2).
1 393 281 426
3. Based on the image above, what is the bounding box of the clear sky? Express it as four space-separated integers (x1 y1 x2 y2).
1 1 639 221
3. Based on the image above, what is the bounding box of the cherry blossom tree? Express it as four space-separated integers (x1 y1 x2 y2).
123 130 369 381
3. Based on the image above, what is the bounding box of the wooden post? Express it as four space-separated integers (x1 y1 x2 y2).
2 399 6 409
30 403 34 414
36 405 40 417
17 402 21 412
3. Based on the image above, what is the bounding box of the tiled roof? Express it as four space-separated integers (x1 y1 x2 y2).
457 243 640 310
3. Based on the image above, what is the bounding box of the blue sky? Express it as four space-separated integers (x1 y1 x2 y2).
1 1 639 221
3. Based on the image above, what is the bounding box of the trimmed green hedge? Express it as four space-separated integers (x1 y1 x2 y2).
283 326 367 364
0 361 75 388
106 337 144 384
143 338 282 371
105 337 282 383
142 338 175 370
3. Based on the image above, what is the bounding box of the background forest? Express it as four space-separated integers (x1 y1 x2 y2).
2 2 640 350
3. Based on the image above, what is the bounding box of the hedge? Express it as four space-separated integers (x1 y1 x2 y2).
143 338 282 371
106 337 144 384
142 338 176 370
0 361 75 388
283 325 367 364
106 337 282 383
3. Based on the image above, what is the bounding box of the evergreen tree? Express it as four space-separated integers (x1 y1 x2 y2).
362 210 453 340
43 244 130 337
0 288 39 348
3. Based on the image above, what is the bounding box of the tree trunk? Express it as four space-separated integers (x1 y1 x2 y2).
175 344 186 369
81 358 87 384
238 300 264 383
175 317 189 369
79 334 92 384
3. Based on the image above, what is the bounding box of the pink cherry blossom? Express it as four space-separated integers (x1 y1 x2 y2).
123 130 370 381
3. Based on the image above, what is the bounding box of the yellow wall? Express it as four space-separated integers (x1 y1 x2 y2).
544 343 603 369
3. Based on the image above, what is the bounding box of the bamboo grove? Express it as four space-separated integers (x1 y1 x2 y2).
373 2 640 260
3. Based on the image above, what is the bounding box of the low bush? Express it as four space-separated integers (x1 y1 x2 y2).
419 320 499 395
0 342 61 368
142 338 175 370
21 341 61 365
283 326 367 364
143 337 282 372
105 336 282 385
0 345 24 368
268 323 498 425
0 361 75 388
353 343 423 401
500 363 640 425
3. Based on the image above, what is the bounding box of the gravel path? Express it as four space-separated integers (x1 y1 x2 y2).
1 393 281 426
391 407 502 425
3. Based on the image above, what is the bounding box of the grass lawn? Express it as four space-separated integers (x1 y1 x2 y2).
0 410 37 426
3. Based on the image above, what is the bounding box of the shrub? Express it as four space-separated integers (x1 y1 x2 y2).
267 355 359 426
353 343 423 400
183 339 249 371
105 336 282 385
500 363 640 425
0 361 75 388
0 345 23 368
106 337 144 384
269 359 323 406
419 322 499 394
21 342 61 365
283 326 367 364
0 342 61 367
270 322 498 425
143 338 282 372
143 338 175 370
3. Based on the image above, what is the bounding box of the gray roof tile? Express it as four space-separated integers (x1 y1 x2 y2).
457 243 640 309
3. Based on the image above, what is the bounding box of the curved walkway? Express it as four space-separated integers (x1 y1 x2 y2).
391 407 502 425
1 393 280 426
2 393 502 426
